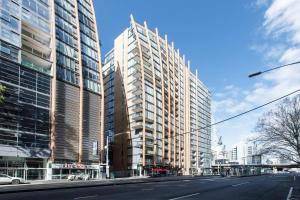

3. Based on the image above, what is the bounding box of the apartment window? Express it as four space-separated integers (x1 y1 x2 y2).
145 93 154 102
145 84 153 95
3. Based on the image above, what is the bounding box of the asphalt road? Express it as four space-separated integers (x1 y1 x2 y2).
0 174 298 200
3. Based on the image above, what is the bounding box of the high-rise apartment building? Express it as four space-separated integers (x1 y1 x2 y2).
50 0 104 180
103 15 211 176
0 0 104 180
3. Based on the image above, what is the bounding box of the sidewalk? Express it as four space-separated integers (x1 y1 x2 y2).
0 175 218 194
27 175 149 185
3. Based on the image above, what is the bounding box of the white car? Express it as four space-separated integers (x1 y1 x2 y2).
0 174 25 185
67 173 90 181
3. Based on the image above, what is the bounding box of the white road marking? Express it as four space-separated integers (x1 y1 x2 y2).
169 193 200 200
286 187 293 200
232 182 250 187
183 180 191 182
294 176 296 181
74 195 97 200
142 188 153 191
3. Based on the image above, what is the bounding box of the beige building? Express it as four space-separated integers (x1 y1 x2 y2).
103 15 211 176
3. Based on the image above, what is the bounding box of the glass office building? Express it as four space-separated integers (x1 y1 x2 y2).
103 15 212 176
0 0 104 180
0 0 52 180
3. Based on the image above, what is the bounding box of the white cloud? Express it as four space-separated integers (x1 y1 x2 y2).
214 0 300 150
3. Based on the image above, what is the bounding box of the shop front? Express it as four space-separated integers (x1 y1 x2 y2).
0 156 47 181
49 163 103 180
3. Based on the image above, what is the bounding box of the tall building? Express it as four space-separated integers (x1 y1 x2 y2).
0 0 104 180
103 15 211 176
0 0 52 180
231 146 238 161
50 0 104 180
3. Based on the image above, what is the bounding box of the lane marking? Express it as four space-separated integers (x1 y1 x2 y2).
142 188 153 191
286 187 293 200
183 180 191 182
74 195 97 200
232 182 250 187
169 193 200 200
294 176 296 181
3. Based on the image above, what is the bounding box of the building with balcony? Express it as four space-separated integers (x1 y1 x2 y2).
0 0 104 180
103 15 211 176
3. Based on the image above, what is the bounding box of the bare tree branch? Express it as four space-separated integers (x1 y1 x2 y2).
254 95 300 164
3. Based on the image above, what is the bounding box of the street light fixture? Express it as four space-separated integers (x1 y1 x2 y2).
248 61 300 78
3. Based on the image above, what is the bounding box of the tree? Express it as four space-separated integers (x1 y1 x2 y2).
254 95 300 164
0 84 5 105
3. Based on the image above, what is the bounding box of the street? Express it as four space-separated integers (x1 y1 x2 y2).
0 174 298 200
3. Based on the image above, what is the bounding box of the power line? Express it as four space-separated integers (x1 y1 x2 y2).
114 88 300 147
153 88 300 142
184 88 300 134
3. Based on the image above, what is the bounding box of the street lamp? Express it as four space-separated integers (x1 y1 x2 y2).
248 61 300 78
105 130 113 179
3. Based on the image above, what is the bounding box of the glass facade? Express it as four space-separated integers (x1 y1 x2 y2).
0 0 52 160
0 59 50 150
78 0 101 94
1 0 104 180
55 0 79 84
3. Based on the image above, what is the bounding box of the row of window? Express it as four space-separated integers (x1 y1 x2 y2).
0 9 20 33
81 32 97 50
55 3 76 25
22 7 49 33
0 40 19 62
56 27 77 49
22 0 49 21
56 40 78 59
0 25 21 48
0 0 20 19
55 12 76 35
81 42 98 61
57 66 79 85
55 0 75 15
56 52 79 72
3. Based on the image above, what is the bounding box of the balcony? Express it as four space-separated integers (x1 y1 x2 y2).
132 112 143 121
132 68 142 78
132 104 143 112
131 121 143 129
146 150 154 155
132 87 142 95
22 26 51 53
131 96 143 104
21 53 52 75
145 132 154 139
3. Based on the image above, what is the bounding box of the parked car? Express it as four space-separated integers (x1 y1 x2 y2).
67 173 90 181
0 174 25 185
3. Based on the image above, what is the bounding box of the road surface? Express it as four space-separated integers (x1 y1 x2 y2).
0 174 298 200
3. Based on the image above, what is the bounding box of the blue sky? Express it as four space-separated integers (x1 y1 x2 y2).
94 0 300 152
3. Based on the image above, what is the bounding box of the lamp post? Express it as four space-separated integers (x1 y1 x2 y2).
248 61 300 78
105 135 110 179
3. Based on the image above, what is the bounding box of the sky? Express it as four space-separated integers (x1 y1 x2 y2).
94 0 300 151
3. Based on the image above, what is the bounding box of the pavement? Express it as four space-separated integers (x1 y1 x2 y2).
0 174 299 200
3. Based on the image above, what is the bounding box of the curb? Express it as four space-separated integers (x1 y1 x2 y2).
0 176 218 194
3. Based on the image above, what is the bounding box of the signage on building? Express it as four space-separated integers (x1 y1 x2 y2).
92 141 98 156
51 163 99 170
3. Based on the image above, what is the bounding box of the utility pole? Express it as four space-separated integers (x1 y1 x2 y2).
106 135 110 179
